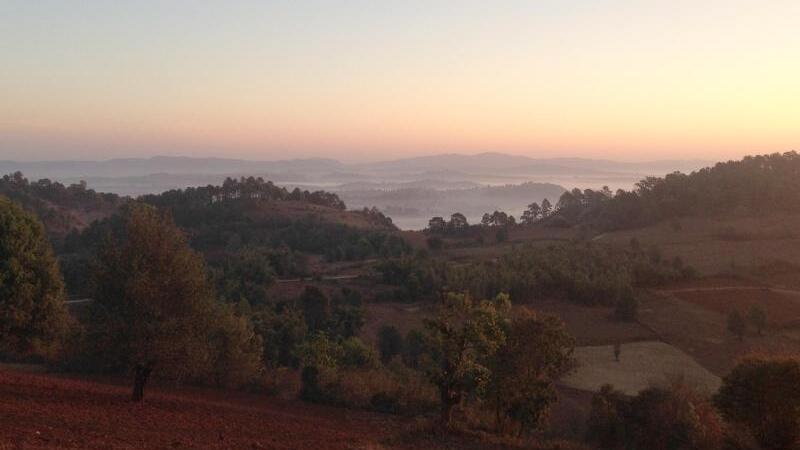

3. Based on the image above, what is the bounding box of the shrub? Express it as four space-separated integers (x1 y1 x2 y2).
727 310 747 340
311 367 437 415
587 381 723 450
614 292 639 322
378 325 404 364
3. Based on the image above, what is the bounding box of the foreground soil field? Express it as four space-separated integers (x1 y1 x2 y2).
0 368 589 450
0 369 403 449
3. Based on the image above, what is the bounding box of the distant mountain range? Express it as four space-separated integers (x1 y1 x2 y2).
0 152 712 181
0 153 714 229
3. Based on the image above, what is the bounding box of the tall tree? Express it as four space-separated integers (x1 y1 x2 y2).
427 216 447 233
448 212 468 231
424 292 510 426
540 198 552 217
0 196 69 358
88 203 219 401
488 309 575 436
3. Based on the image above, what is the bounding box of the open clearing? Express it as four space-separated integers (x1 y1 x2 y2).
560 341 721 396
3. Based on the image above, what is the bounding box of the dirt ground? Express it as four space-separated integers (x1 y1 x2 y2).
0 369 403 449
560 341 721 396
0 368 590 450
671 287 800 328
639 289 800 375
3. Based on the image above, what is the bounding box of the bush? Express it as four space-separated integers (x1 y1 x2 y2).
495 227 509 243
587 381 723 450
300 366 323 402
426 236 444 250
313 367 437 415
378 325 404 364
614 292 639 322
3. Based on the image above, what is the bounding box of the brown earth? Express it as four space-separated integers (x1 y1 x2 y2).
0 368 589 450
0 369 403 449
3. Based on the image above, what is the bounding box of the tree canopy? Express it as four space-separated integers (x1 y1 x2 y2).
0 195 70 358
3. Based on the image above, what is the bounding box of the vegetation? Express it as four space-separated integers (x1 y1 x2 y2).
377 325 404 364
446 242 691 307
715 356 800 449
423 292 511 426
587 381 723 450
0 196 70 358
0 172 124 244
81 203 262 400
551 152 800 230
487 310 575 436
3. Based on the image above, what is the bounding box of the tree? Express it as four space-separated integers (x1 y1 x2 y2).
614 291 638 322
525 202 541 224
253 304 307 368
727 310 747 340
588 381 723 450
0 196 69 358
377 325 403 364
540 198 552 218
299 286 330 332
87 203 219 401
715 356 800 449
427 216 447 233
448 213 468 231
402 328 429 369
487 309 575 436
748 305 767 336
329 288 365 339
207 305 264 388
424 292 510 426
216 247 275 306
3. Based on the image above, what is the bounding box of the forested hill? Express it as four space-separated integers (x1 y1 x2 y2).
0 172 125 244
549 152 800 230
138 176 396 231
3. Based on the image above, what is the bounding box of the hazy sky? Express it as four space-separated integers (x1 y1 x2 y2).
1 1 798 162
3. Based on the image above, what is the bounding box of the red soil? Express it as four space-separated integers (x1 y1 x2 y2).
0 369 401 449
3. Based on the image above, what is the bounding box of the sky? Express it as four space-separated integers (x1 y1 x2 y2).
1 0 798 162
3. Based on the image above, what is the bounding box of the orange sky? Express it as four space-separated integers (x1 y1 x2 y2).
1 1 798 162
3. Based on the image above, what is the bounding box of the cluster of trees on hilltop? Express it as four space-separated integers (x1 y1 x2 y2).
141 176 346 210
0 172 125 243
135 177 404 261
424 198 557 237
51 177 408 297
426 152 800 235
554 152 800 230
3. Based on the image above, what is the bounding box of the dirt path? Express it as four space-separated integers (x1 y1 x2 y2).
659 286 800 297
